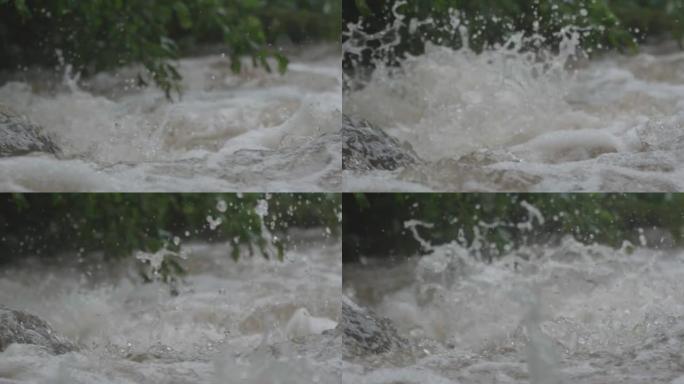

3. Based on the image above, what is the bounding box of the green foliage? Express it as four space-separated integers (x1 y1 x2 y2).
0 0 340 98
344 0 684 71
257 0 342 43
610 0 684 44
0 193 341 266
343 193 684 262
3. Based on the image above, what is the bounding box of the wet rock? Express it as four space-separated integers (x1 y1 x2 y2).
0 104 60 157
341 296 408 357
0 306 76 354
342 115 421 171
216 132 341 190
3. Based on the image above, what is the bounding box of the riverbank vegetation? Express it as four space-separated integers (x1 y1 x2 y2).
344 194 684 262
344 0 684 72
0 0 341 97
0 193 340 265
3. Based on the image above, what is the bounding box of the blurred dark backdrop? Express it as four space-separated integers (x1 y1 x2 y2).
0 193 340 264
343 193 684 263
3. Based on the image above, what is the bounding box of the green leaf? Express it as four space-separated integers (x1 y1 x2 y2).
230 55 242 73
174 2 192 30
13 0 30 17
355 0 372 16
276 53 289 74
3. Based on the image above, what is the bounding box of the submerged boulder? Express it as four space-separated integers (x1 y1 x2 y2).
342 115 421 171
0 306 76 354
0 104 60 157
341 296 408 357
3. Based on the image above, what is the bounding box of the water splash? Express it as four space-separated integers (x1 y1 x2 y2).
344 6 684 191
346 237 684 383
0 45 341 191
404 220 434 252
522 289 563 384
345 200 684 383
285 308 337 339
135 239 188 281
0 231 340 383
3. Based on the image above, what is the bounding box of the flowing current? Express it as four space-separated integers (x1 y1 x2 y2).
344 32 684 191
0 229 341 383
343 235 684 383
0 45 341 192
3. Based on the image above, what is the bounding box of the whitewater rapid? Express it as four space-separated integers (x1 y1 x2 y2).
344 42 684 192
0 230 341 383
343 237 684 383
0 45 341 192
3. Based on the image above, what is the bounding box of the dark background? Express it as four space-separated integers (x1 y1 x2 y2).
343 193 684 263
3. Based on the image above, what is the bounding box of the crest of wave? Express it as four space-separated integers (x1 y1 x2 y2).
345 8 599 161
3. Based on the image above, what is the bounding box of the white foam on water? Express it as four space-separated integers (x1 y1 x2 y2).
0 231 341 383
285 308 338 340
0 45 341 192
344 28 684 191
344 238 684 383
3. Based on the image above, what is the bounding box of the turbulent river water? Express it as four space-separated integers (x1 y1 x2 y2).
0 45 341 192
343 237 684 383
0 230 340 383
344 41 684 192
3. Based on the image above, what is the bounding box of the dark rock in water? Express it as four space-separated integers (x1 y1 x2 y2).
0 104 60 157
216 132 341 190
0 306 76 354
341 296 408 357
342 115 421 171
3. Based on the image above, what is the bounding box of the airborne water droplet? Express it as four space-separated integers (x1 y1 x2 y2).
255 200 269 218
216 200 227 213
206 215 223 231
